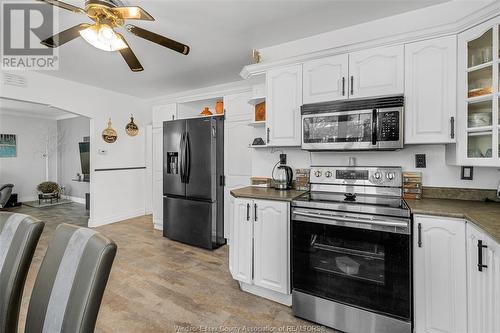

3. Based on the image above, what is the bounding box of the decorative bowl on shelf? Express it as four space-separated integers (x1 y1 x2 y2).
200 107 213 116
252 137 265 146
255 101 266 121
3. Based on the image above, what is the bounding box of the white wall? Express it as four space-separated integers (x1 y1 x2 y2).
0 71 150 227
0 114 58 202
57 116 90 200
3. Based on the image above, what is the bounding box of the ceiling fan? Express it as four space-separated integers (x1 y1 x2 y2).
38 0 190 72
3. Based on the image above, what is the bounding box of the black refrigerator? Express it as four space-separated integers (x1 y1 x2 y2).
163 116 225 250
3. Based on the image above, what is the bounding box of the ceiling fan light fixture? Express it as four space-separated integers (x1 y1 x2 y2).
79 24 128 52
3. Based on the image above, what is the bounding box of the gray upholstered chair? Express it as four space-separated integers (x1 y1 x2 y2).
0 212 45 333
25 223 117 333
0 184 14 209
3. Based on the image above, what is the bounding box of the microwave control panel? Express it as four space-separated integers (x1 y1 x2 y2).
378 111 400 141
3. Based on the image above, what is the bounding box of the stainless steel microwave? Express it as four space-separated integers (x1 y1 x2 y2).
301 95 404 151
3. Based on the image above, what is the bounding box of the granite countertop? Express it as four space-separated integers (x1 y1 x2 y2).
230 186 307 202
406 198 500 243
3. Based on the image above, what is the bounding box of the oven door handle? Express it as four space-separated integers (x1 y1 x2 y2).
293 211 408 228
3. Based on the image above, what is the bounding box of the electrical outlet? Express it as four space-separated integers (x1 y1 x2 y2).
461 166 473 180
415 154 426 168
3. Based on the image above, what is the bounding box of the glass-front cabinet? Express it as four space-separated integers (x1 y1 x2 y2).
456 17 500 166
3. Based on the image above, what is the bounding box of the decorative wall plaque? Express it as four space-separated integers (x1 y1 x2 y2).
102 118 118 143
125 114 139 137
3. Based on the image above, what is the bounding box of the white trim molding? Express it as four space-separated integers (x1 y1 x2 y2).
240 1 500 79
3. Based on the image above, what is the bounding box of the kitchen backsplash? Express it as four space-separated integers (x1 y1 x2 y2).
250 144 500 190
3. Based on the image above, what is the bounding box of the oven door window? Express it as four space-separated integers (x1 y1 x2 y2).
303 112 372 143
292 220 410 320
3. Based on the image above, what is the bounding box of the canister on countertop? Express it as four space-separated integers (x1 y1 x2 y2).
295 168 310 191
403 172 422 200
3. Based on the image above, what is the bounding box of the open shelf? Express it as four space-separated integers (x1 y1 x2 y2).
248 144 268 148
248 120 266 126
248 96 265 106
177 97 224 119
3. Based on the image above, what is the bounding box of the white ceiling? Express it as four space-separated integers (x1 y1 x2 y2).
0 98 79 120
31 0 448 98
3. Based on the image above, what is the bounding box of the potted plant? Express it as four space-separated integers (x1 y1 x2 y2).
37 181 60 204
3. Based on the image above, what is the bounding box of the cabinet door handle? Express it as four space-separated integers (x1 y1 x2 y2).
246 203 250 221
450 116 455 139
342 77 345 96
266 128 270 144
417 223 422 247
350 76 354 95
478 239 488 272
254 203 257 222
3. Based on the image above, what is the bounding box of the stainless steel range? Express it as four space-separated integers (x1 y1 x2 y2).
291 166 411 333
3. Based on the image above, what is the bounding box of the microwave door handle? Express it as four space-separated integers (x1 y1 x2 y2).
372 109 377 145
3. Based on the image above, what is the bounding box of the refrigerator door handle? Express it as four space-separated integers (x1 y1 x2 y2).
185 132 191 183
179 133 184 183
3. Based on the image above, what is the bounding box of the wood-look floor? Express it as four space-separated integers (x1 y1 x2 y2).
5 204 333 333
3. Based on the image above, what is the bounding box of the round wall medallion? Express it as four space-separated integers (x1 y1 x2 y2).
102 118 118 143
125 115 139 136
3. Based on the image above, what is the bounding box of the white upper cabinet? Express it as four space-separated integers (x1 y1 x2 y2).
224 92 254 122
303 54 349 104
266 65 303 146
405 36 457 144
466 223 500 333
413 215 467 333
152 103 177 128
349 45 404 99
454 16 500 167
253 199 289 294
230 198 253 284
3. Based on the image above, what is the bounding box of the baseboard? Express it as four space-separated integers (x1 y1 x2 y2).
88 209 146 228
239 282 292 306
19 196 36 203
62 195 85 204
153 218 163 231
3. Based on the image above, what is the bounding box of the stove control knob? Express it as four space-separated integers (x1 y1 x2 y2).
374 172 382 180
387 172 395 180
325 171 332 178
314 170 322 177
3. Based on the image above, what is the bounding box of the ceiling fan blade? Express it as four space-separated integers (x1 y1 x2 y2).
125 24 190 55
37 0 85 13
111 6 154 21
41 23 89 48
117 35 144 72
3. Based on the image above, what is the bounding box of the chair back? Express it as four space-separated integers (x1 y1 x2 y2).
0 212 44 333
0 185 14 208
25 223 116 333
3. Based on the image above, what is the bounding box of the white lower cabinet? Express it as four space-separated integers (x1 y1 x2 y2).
404 36 457 144
413 215 467 333
466 223 500 333
230 197 291 305
230 198 253 284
